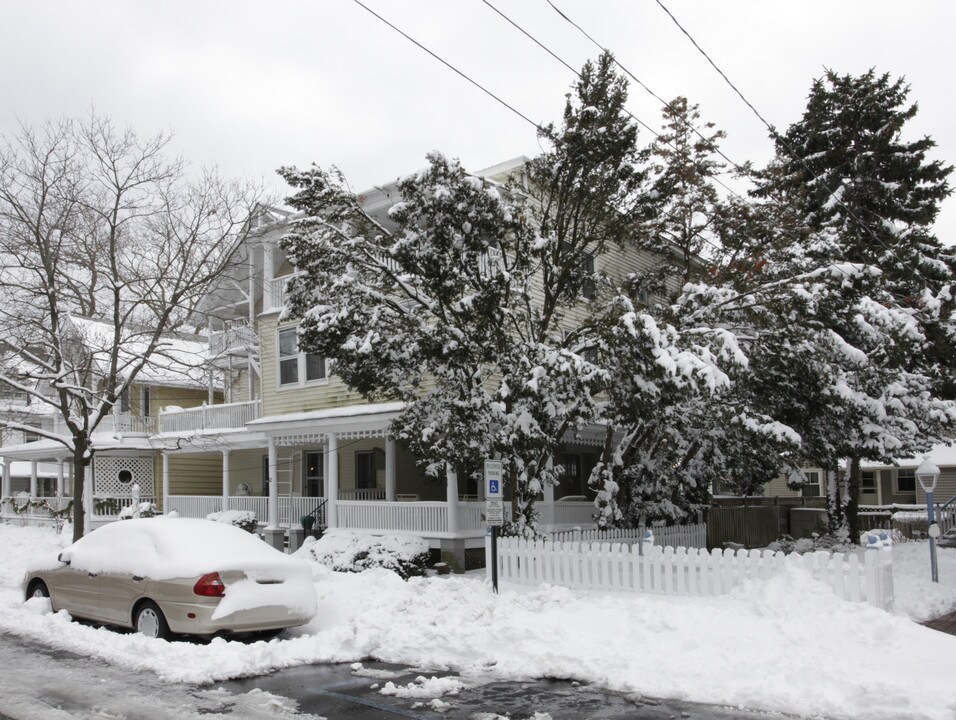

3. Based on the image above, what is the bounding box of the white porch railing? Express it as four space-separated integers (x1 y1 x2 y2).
265 272 303 311
92 495 156 517
338 500 451 534
159 400 262 433
164 495 324 529
1 496 72 524
458 502 485 531
209 318 257 357
338 488 386 501
54 412 156 436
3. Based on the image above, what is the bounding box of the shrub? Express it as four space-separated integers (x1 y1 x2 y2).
296 530 430 579
119 501 157 520
206 509 258 533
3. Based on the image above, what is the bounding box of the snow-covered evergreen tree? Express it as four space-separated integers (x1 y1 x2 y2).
752 69 956 538
647 96 727 283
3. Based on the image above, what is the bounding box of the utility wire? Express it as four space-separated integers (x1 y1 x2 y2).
652 0 941 293
350 0 540 132
536 0 924 296
545 0 751 181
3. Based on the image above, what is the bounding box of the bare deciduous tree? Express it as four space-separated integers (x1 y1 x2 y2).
0 115 260 540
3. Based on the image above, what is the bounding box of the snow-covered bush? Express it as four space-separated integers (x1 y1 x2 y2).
768 531 855 554
119 501 157 520
295 530 430 579
206 509 258 534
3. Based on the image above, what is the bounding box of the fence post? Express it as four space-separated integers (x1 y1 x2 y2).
572 526 582 543
864 534 883 609
641 528 654 558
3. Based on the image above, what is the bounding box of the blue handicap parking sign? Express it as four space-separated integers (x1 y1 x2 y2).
489 480 499 495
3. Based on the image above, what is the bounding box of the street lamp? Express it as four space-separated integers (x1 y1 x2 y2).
915 457 940 583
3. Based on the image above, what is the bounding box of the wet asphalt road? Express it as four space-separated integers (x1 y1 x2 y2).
222 660 789 720
0 631 793 720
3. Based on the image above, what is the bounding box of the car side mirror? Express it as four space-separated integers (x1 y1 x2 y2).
58 551 72 565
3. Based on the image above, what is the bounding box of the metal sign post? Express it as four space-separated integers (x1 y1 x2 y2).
484 459 504 593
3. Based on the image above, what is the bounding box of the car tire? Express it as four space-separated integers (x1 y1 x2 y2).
134 601 171 640
26 579 49 602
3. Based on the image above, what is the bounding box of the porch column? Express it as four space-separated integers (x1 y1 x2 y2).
30 461 37 498
162 451 170 514
446 464 460 534
222 449 231 511
327 434 338 528
57 460 65 498
263 244 276 310
1 456 10 499
267 437 278 529
385 437 396 502
84 467 93 534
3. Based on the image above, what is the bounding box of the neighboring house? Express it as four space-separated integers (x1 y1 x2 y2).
0 316 217 528
0 157 672 571
763 446 956 508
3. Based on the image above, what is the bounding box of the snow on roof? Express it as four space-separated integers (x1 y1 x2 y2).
246 401 405 428
0 459 59 478
66 315 214 390
861 442 956 470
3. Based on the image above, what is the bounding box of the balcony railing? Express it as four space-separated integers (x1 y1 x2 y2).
265 272 303 311
209 318 257 357
53 412 156 437
159 399 261 434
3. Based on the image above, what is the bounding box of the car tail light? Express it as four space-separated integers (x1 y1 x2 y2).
193 572 225 597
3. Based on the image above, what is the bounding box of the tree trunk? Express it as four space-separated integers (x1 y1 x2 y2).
71 438 90 542
845 455 862 543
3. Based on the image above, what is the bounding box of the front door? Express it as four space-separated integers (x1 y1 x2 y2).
304 451 324 497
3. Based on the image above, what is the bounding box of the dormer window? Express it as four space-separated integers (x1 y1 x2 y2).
278 326 326 387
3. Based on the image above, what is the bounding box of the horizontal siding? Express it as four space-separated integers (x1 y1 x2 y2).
260 314 372 417
164 454 223 497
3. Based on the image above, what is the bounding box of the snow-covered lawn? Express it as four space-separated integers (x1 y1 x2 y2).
1 524 955 720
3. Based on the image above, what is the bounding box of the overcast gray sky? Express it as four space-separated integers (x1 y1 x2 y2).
3 1 954 241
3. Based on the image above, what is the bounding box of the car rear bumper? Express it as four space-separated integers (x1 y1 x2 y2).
160 599 311 636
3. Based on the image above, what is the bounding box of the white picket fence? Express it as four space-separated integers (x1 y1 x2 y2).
551 523 707 550
496 536 894 611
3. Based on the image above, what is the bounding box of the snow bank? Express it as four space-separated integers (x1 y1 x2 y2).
2 526 956 720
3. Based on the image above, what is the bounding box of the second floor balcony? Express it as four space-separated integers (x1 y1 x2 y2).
159 399 262 434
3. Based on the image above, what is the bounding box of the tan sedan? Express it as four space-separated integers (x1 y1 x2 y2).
23 517 317 640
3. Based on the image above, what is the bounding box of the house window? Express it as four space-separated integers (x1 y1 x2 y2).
801 470 821 497
355 451 376 490
23 430 40 443
119 386 130 413
304 451 324 497
277 327 326 387
141 387 151 417
561 454 582 495
861 471 877 493
261 456 270 496
897 469 916 494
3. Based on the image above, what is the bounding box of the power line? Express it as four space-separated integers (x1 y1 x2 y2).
350 0 541 132
652 0 941 293
544 0 751 181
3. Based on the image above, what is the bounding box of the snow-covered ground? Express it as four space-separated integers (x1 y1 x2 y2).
1 524 955 720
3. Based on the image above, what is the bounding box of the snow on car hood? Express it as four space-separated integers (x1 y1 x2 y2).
29 518 311 581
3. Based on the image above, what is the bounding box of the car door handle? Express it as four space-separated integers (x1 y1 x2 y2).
87 572 98 578
133 576 144 582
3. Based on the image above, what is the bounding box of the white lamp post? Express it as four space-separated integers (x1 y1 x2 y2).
915 457 940 583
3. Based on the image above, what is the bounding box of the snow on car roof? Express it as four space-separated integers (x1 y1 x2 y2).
58 518 304 579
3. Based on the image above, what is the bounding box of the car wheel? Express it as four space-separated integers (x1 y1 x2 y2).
26 580 49 601
134 601 171 640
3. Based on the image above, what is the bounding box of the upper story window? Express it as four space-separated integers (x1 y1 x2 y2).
896 468 916 494
277 326 326 388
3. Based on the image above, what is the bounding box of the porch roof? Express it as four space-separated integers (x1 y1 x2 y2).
247 401 405 441
0 432 155 461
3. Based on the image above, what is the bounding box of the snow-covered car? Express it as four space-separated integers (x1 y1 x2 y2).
22 517 317 640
